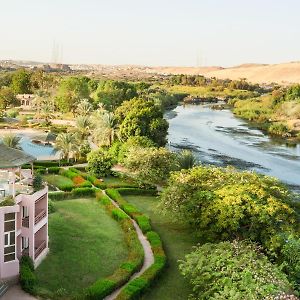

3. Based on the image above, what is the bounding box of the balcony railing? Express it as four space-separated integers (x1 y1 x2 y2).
34 209 46 225
35 240 46 259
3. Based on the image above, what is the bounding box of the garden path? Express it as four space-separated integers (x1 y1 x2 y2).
103 191 154 300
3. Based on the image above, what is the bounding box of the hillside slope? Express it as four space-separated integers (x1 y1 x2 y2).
148 62 300 85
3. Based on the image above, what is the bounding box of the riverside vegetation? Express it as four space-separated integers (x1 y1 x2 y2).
1 68 300 299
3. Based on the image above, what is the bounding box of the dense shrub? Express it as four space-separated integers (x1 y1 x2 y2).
112 209 130 221
20 256 36 294
117 188 157 196
47 167 60 174
48 199 56 214
48 191 72 200
71 187 96 197
160 166 297 253
179 240 296 300
135 216 151 233
32 175 43 191
59 169 78 180
87 148 113 177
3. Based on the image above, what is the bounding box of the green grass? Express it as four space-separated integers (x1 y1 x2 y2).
43 174 74 191
35 198 128 299
164 85 257 99
123 195 197 300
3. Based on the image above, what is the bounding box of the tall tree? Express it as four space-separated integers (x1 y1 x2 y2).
55 77 89 114
115 98 169 146
92 111 118 146
54 132 79 161
93 80 137 110
11 69 31 94
0 87 18 110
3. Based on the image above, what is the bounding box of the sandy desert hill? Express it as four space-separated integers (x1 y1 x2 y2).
147 62 300 85
1 60 300 85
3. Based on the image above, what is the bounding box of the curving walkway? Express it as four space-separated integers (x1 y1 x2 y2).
103 192 154 300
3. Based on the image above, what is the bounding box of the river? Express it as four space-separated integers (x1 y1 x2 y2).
166 104 300 191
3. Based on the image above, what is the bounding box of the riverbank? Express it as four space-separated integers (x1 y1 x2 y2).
166 104 300 189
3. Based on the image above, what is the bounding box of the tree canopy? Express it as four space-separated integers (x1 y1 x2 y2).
11 69 32 94
55 77 90 113
93 80 137 110
160 166 297 251
115 98 169 146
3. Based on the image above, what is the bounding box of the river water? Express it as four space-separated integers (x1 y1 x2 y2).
166 104 300 191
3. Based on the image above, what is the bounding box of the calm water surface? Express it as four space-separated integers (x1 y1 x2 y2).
166 104 300 189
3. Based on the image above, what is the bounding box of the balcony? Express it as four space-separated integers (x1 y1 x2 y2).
35 240 46 259
34 209 46 225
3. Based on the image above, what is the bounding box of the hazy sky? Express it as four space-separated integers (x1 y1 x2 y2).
1 0 300 67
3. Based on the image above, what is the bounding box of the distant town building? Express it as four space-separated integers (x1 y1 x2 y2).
17 94 36 110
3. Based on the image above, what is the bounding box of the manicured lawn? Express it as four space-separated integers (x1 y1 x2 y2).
43 174 74 190
123 195 197 300
35 198 128 299
103 175 137 187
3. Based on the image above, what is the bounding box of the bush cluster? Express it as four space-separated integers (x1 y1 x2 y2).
20 256 36 294
48 187 97 200
105 188 167 299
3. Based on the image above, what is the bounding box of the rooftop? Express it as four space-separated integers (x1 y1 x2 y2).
0 144 36 169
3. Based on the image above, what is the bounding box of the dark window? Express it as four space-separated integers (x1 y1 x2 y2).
4 221 15 232
5 213 15 221
4 253 15 262
4 245 15 254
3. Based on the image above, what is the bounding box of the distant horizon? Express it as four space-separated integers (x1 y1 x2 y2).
1 0 300 67
1 58 300 69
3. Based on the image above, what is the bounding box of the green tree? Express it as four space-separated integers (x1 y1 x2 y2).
11 69 31 94
180 240 296 300
55 77 89 113
1 133 21 149
54 132 79 161
93 80 137 110
75 115 93 142
87 148 113 177
118 136 155 163
92 111 118 146
160 166 296 251
0 87 18 110
124 147 177 184
76 99 93 116
115 98 168 146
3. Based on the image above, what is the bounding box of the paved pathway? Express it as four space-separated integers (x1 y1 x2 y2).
103 192 154 300
2 285 37 300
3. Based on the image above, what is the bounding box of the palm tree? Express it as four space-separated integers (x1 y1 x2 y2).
76 99 93 116
40 101 55 125
54 132 79 162
1 133 21 149
75 115 93 142
178 150 197 170
92 112 119 146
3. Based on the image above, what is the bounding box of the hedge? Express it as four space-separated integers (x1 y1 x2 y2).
59 169 78 179
20 256 36 294
47 167 60 174
104 188 166 300
85 192 144 300
112 208 130 221
48 187 97 200
117 188 157 196
116 232 166 300
106 189 152 233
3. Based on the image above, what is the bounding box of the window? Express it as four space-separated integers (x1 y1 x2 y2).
4 213 16 263
22 206 29 218
22 236 29 250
